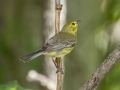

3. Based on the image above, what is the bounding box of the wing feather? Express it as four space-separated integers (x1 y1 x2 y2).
42 32 77 51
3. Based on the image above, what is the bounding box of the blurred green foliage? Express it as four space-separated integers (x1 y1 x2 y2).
0 81 32 90
0 0 120 90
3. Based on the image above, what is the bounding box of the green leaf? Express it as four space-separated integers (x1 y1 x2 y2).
0 81 32 90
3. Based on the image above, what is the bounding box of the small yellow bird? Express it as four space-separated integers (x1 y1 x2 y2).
20 20 81 72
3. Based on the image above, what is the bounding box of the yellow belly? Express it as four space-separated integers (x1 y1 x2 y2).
47 47 74 58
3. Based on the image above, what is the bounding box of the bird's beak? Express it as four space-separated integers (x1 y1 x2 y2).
77 20 81 24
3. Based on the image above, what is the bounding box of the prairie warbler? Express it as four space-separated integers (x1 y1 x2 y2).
20 20 81 72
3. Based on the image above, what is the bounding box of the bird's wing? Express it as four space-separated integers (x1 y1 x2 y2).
42 32 77 51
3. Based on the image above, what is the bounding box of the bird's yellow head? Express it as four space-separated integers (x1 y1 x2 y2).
61 20 81 35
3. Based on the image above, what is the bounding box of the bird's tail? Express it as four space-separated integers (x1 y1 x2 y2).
20 49 44 63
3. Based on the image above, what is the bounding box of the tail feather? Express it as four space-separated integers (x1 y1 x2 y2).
20 49 44 62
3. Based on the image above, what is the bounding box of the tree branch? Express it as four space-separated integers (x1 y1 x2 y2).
80 44 120 90
26 70 56 90
55 0 62 33
55 0 63 90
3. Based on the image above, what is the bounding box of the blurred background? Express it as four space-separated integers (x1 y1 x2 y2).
0 0 120 90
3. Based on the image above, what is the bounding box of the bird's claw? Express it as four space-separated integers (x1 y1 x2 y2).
56 67 63 74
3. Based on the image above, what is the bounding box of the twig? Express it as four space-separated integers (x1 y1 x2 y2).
55 58 62 90
26 70 56 90
55 0 62 33
80 44 120 90
55 0 63 90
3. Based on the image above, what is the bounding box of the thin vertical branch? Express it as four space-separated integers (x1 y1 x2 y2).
55 0 61 33
55 0 63 90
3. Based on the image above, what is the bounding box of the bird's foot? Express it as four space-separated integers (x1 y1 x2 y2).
52 59 63 74
56 67 63 74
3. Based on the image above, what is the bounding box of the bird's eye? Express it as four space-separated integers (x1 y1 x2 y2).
72 23 75 25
